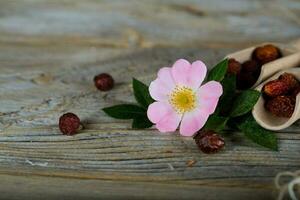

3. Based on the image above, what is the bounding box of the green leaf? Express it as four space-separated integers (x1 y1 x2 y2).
207 59 228 82
102 104 146 119
204 114 228 132
132 78 154 108
132 115 153 129
215 74 236 115
237 115 278 151
230 89 260 117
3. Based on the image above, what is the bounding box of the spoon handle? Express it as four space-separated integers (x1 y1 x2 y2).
289 39 300 51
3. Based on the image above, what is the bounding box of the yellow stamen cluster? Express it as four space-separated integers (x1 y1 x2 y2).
169 86 196 113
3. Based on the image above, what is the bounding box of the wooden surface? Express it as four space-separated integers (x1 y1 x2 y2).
0 0 300 199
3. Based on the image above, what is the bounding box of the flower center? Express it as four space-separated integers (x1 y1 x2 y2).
169 86 196 113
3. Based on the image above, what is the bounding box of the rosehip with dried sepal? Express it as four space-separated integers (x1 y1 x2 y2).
59 113 82 135
194 130 225 154
242 60 260 73
94 73 114 91
265 96 295 118
263 80 289 98
278 73 299 91
227 58 241 75
252 44 281 65
237 73 256 90
292 86 300 98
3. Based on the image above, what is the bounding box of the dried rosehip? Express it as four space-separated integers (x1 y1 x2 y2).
265 96 295 118
94 73 114 91
263 80 289 98
252 44 281 65
59 113 81 135
194 130 225 154
227 58 241 75
292 86 300 98
279 73 299 91
237 73 256 89
242 60 260 73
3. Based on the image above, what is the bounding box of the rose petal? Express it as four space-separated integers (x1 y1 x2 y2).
197 97 219 115
148 102 182 133
147 102 171 123
149 79 171 102
197 81 223 99
171 59 191 85
149 67 175 102
157 67 175 91
179 109 209 136
190 60 207 88
171 59 207 89
156 110 182 133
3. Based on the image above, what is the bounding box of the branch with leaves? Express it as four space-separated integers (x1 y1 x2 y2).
103 78 154 129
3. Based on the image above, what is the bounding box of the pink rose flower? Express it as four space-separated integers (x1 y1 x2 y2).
147 59 223 136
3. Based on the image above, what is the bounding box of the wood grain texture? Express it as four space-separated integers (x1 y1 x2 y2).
0 0 300 199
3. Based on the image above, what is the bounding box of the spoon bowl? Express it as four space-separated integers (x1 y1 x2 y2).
252 68 300 131
226 42 300 88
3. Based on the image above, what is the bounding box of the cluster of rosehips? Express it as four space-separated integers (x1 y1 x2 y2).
227 44 282 89
59 73 114 135
263 73 300 118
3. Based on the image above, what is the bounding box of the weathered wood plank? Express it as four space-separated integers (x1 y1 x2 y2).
0 0 299 199
0 0 299 48
0 174 275 200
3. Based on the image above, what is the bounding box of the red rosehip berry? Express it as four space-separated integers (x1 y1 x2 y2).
227 58 241 75
263 80 290 98
94 73 114 91
292 86 300 97
194 130 225 154
59 113 81 135
265 95 295 118
242 60 260 73
236 72 257 90
278 73 299 91
252 44 281 65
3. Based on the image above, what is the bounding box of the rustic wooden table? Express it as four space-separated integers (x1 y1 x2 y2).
0 0 300 199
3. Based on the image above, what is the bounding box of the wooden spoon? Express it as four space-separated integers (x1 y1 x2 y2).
226 42 300 88
252 68 300 131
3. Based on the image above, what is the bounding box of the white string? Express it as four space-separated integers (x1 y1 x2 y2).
289 178 300 200
275 170 300 200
